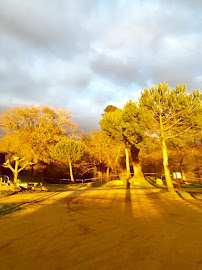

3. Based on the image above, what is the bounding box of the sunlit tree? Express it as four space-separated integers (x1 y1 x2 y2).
139 82 202 192
51 139 86 182
3 157 34 185
0 106 77 175
82 131 124 180
100 109 131 180
103 105 118 114
122 100 146 177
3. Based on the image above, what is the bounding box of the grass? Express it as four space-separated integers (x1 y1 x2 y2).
43 184 69 192
91 181 107 188
43 183 89 192
17 175 42 183
0 190 17 196
0 203 22 215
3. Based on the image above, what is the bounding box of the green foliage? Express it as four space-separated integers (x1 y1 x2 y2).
100 104 146 177
139 82 202 191
122 100 146 148
104 105 118 114
51 139 86 164
101 101 147 149
139 82 202 140
100 109 124 144
0 203 21 215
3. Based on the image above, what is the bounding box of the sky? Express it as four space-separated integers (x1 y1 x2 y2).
0 0 201 132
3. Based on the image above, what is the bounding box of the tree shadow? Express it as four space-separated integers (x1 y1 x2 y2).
175 190 202 211
189 192 202 201
124 185 133 216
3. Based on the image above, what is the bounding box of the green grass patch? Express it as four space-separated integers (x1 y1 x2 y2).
43 183 89 192
43 184 70 192
17 175 42 183
105 180 126 187
0 203 22 215
66 183 87 190
91 181 107 188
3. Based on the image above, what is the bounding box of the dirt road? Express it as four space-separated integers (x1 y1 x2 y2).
0 187 202 270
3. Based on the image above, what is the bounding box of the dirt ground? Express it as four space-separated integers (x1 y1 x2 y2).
0 186 202 270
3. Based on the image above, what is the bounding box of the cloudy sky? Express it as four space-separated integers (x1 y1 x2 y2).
0 0 201 132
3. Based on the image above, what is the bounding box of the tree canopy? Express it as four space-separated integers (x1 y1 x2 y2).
0 82 201 190
103 105 118 114
139 82 202 191
0 106 77 165
51 139 86 181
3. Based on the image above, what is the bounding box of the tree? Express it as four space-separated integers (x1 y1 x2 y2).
3 157 34 185
101 102 148 183
103 105 118 114
0 106 77 175
139 82 202 192
122 100 146 177
100 109 131 180
82 131 124 181
51 140 86 182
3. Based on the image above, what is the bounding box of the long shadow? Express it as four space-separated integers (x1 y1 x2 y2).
175 191 202 210
124 186 133 216
68 184 134 217
65 185 94 213
3 183 202 270
189 192 202 201
143 176 167 189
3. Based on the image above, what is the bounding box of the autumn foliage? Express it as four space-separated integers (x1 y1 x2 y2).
0 83 201 191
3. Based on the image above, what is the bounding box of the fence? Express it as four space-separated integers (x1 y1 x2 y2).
41 172 202 185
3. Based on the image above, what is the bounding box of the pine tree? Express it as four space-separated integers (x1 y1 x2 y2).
51 140 86 182
100 109 131 180
122 100 146 177
139 82 202 192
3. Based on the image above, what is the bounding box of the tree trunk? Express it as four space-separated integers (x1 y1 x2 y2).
125 146 131 180
69 162 74 182
32 155 39 178
106 167 110 181
162 139 174 192
132 162 143 177
13 159 19 185
131 145 143 177
180 159 186 181
181 169 186 181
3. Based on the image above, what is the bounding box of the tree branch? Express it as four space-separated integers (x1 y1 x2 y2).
3 160 15 173
18 162 35 173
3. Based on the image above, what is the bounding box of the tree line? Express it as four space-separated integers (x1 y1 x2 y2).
0 83 202 192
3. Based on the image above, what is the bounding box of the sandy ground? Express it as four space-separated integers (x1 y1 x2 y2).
0 187 202 270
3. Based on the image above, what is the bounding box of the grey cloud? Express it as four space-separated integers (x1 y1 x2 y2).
91 53 145 86
0 0 92 56
0 103 10 113
0 33 92 107
0 0 201 132
72 112 100 133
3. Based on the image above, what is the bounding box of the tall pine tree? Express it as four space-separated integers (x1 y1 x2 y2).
139 82 202 192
